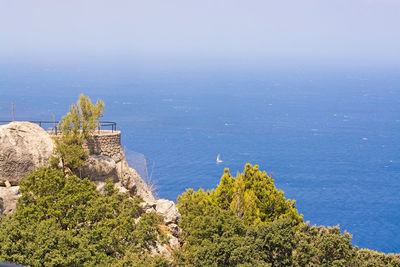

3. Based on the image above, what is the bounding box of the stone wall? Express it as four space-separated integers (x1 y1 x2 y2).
83 130 124 162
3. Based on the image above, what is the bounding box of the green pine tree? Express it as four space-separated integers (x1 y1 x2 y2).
52 94 104 174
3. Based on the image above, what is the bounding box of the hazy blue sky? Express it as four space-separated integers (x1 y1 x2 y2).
1 0 399 68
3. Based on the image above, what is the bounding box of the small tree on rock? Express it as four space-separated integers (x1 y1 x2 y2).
52 94 104 174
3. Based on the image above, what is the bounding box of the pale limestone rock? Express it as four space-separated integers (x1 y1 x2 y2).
114 181 129 194
151 241 171 257
155 199 181 224
0 122 54 186
145 207 156 213
116 158 155 203
81 153 155 203
168 233 180 250
81 155 118 182
150 235 180 258
0 186 21 215
94 181 106 193
116 159 135 192
130 166 155 203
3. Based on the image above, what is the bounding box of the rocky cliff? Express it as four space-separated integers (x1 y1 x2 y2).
0 121 180 253
0 121 54 186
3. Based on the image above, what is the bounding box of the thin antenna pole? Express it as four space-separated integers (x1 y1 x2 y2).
11 102 15 121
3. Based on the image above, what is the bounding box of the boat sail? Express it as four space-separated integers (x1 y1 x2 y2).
216 154 223 164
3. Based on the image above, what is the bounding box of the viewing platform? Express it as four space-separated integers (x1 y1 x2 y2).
0 120 122 162
0 120 117 135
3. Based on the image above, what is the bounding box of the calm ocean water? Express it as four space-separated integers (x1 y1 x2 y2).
1 63 399 253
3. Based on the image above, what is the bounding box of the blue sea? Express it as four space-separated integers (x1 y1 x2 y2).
1 63 399 253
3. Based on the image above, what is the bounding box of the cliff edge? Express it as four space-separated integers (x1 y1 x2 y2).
0 122 180 237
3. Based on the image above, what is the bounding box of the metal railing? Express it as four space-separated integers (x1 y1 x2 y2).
0 120 117 135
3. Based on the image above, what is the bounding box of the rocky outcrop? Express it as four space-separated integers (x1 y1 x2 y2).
0 186 21 215
0 121 182 253
116 158 155 203
82 147 155 203
155 199 181 249
81 155 119 182
143 198 181 253
0 121 160 214
0 122 54 186
90 149 181 255
155 199 181 225
143 199 181 228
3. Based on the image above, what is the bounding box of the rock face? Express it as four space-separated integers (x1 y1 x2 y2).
155 199 181 225
82 145 155 203
81 155 119 182
115 159 155 203
0 186 21 215
0 122 54 186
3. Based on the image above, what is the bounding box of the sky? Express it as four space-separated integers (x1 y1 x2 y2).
1 0 400 69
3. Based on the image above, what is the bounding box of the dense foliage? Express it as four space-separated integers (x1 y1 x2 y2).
0 167 168 266
1 164 399 266
176 163 400 266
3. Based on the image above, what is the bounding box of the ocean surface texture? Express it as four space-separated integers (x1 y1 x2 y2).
1 64 399 253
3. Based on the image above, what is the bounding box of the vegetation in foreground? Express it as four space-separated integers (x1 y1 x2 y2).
1 165 398 266
0 168 168 266
175 163 400 267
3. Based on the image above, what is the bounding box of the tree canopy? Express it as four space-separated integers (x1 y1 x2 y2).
52 94 104 174
59 93 104 141
175 163 400 266
0 167 168 266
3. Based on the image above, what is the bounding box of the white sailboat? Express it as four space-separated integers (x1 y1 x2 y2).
216 154 223 164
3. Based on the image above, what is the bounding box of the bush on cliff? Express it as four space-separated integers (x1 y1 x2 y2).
0 167 167 266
